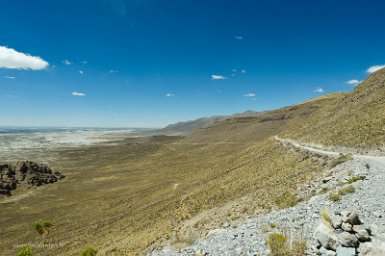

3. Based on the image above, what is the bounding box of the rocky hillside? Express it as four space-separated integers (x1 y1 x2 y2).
0 161 64 195
285 68 385 148
151 139 385 256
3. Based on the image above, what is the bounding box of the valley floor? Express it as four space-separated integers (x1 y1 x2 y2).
150 138 385 256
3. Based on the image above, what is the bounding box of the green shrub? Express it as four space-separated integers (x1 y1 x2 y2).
328 193 341 202
17 246 35 256
81 247 98 256
33 220 53 236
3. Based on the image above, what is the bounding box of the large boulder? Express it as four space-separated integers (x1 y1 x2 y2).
315 222 339 251
353 225 371 242
338 232 359 248
330 214 342 229
341 211 361 225
358 240 385 255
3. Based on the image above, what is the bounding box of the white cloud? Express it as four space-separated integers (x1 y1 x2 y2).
244 93 256 97
346 79 361 85
4 76 15 79
165 93 175 97
71 91 86 97
235 36 243 40
314 87 324 93
79 70 84 75
62 59 72 65
367 65 385 74
0 46 48 70
211 75 227 80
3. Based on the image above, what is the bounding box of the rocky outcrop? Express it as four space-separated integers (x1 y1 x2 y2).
314 211 384 255
0 161 64 196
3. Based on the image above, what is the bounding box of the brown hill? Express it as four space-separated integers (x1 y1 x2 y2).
284 68 385 147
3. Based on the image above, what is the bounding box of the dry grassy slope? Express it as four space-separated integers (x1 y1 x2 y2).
284 68 385 147
183 92 343 144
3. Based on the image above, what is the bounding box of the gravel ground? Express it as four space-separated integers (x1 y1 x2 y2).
150 138 385 256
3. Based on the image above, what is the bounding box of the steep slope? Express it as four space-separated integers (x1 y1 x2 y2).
182 93 344 144
284 68 385 148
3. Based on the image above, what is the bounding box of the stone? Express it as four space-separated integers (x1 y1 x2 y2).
330 215 343 229
319 246 337 255
336 246 356 256
338 232 359 248
341 222 353 232
341 211 361 225
322 177 332 183
314 223 339 251
358 241 385 256
0 161 64 196
353 225 371 242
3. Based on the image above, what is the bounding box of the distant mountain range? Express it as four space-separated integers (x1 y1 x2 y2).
161 110 263 134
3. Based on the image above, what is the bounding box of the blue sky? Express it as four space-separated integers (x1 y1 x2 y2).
1 0 385 127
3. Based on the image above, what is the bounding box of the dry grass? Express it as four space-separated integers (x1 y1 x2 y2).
338 185 356 195
347 176 363 184
274 193 298 209
285 68 385 148
0 134 326 255
267 233 306 256
320 209 331 224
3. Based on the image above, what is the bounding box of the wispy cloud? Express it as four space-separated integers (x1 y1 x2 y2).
71 91 86 97
211 75 227 80
346 79 361 85
314 87 324 93
82 60 88 64
0 46 48 70
165 93 175 97
235 36 243 40
79 70 84 75
110 69 118 73
4 76 15 79
241 69 246 74
62 59 72 65
244 93 256 97
367 65 385 74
